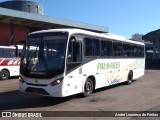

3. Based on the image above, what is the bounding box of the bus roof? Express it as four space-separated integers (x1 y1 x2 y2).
0 45 23 49
29 28 144 46
0 45 16 49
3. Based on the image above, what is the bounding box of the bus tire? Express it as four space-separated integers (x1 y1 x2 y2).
126 71 133 85
82 78 94 97
0 69 10 80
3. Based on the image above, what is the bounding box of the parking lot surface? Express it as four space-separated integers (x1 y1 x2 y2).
0 70 160 120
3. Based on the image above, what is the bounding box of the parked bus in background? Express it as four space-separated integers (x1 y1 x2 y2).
19 29 145 97
0 45 23 80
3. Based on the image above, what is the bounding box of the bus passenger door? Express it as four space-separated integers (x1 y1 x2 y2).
65 37 83 96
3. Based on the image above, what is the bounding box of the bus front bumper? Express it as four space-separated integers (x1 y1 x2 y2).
19 81 64 97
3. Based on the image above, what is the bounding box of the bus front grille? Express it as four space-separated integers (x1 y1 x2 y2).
26 82 48 87
25 87 49 95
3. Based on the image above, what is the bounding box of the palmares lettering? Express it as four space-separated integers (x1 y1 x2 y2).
97 62 120 70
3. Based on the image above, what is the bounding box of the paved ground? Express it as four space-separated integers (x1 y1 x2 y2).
0 70 160 120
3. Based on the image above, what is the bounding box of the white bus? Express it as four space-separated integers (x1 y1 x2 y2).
0 45 22 80
19 29 145 97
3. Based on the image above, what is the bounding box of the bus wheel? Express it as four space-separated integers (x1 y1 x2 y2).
83 78 93 97
0 70 10 80
126 71 133 85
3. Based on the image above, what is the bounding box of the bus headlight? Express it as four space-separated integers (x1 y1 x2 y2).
19 76 25 83
50 78 63 86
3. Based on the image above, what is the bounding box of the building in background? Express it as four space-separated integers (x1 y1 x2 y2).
131 33 144 42
0 0 108 45
143 29 160 69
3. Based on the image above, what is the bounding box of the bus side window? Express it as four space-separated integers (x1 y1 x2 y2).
67 38 82 72
137 46 141 58
3 49 11 58
85 38 100 57
123 44 127 57
11 49 16 57
0 48 3 57
101 40 112 57
74 42 82 62
131 45 134 57
85 38 92 56
127 44 131 57
101 40 107 56
141 46 145 58
67 38 82 63
123 43 131 58
107 41 112 57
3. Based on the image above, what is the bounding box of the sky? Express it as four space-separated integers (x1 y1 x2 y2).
1 0 160 38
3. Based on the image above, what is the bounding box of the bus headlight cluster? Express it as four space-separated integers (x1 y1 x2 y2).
50 78 63 86
19 76 25 83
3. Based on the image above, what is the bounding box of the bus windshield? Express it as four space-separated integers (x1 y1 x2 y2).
20 32 68 78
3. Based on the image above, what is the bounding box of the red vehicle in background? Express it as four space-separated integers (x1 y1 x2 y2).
0 45 23 80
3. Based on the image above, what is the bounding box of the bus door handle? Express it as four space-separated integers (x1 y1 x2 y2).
83 74 87 76
109 71 112 73
68 76 73 78
96 73 99 75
